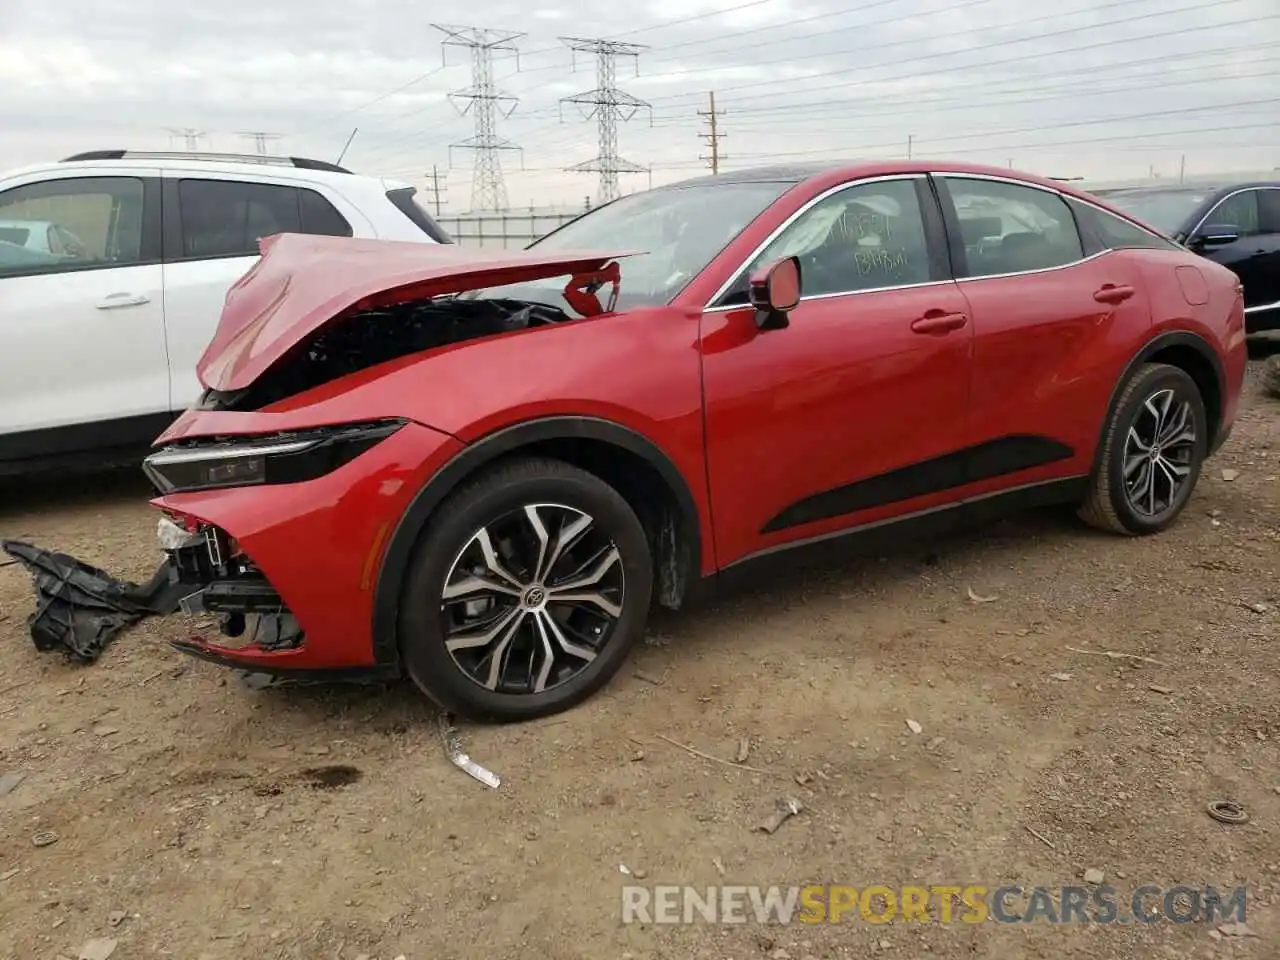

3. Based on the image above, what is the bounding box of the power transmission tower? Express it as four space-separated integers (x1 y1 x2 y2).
698 91 726 174
425 165 449 216
433 24 524 212
238 131 283 155
559 37 651 204
166 127 207 150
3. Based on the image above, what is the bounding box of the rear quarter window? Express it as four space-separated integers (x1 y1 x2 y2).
1068 198 1181 252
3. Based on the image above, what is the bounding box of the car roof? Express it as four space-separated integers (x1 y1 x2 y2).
1 151 414 192
657 159 1100 199
1093 180 1280 195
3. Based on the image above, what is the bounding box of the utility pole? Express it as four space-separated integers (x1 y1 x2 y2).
1179 153 1186 183
424 165 449 216
433 24 524 212
237 131 283 155
907 134 914 160
559 36 651 205
698 91 726 174
166 127 207 151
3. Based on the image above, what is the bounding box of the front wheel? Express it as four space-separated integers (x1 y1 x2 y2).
1078 362 1207 535
398 457 654 722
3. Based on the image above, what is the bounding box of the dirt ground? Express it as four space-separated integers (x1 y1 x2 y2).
2 352 1279 960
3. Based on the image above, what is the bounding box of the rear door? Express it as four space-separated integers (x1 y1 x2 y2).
0 171 170 464
160 173 359 411
933 173 1153 491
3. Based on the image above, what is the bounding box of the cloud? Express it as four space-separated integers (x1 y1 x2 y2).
2 0 1276 209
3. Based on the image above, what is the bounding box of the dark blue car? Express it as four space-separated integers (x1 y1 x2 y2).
1091 181 1280 333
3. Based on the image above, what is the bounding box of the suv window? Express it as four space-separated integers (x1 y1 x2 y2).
0 176 145 277
743 177 932 298
1201 189 1262 238
943 176 1084 278
176 179 353 259
385 187 453 243
1067 198 1179 252
1259 188 1280 234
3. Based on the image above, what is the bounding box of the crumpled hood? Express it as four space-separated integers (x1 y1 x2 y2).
197 233 638 393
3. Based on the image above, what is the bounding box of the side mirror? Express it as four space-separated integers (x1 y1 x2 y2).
747 256 801 330
1192 224 1240 248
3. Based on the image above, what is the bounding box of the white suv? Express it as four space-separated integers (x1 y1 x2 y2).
0 150 452 475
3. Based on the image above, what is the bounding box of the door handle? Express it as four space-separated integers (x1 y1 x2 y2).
96 292 150 310
1093 284 1135 305
910 310 968 335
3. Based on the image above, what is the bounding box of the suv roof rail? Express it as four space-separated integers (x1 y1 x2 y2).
59 150 353 173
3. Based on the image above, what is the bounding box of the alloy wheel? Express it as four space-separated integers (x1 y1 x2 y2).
1121 387 1197 518
440 503 626 695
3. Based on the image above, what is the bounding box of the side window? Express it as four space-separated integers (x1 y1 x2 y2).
1259 189 1280 234
299 188 353 237
178 179 300 259
0 176 145 278
1068 199 1180 252
943 177 1084 278
742 178 933 298
1203 190 1261 237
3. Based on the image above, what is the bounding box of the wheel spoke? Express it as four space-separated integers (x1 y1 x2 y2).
1123 452 1147 479
535 608 599 664
475 527 524 590
1129 460 1154 512
442 574 522 602
548 545 620 596
446 605 525 654
480 609 528 690
1126 426 1150 454
1157 401 1191 446
541 512 593 583
1157 455 1190 479
522 505 551 585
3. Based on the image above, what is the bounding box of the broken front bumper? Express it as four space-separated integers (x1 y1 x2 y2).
149 419 465 680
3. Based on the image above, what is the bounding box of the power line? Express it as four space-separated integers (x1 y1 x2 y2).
559 37 652 204
645 0 1259 104
433 24 525 212
697 91 726 174
644 63 1280 135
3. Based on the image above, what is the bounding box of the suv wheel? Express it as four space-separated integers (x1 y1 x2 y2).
1078 362 1207 535
398 457 653 722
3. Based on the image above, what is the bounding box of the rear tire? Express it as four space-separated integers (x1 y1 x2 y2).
397 457 653 722
1078 362 1207 535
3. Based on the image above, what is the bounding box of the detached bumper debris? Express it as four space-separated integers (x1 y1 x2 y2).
438 711 501 789
0 540 185 663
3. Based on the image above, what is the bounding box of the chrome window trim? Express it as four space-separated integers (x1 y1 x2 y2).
701 173 929 309
1245 298 1280 315
1062 193 1182 247
1187 185 1280 240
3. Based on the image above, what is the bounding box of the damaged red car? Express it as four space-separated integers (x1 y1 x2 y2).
144 160 1248 721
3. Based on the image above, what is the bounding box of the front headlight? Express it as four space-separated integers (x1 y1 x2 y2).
143 420 404 494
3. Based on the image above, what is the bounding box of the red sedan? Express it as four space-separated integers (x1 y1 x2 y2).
143 160 1248 721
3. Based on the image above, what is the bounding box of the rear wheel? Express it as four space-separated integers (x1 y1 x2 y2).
398 457 653 722
1078 362 1207 535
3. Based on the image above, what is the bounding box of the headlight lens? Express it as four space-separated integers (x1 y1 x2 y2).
143 420 404 494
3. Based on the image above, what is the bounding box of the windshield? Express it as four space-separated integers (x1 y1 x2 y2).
468 181 795 314
1094 188 1210 236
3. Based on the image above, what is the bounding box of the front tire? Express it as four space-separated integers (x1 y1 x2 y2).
1078 362 1207 535
398 457 653 722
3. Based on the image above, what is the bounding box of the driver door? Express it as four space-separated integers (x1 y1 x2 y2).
699 174 975 566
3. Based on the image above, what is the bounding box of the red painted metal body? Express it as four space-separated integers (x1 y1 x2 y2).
152 160 1248 674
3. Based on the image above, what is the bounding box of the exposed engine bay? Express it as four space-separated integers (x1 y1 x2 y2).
201 295 573 412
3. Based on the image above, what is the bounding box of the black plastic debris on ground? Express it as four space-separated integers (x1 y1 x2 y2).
0 540 184 663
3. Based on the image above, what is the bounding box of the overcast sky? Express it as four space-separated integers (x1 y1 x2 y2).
2 0 1277 211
